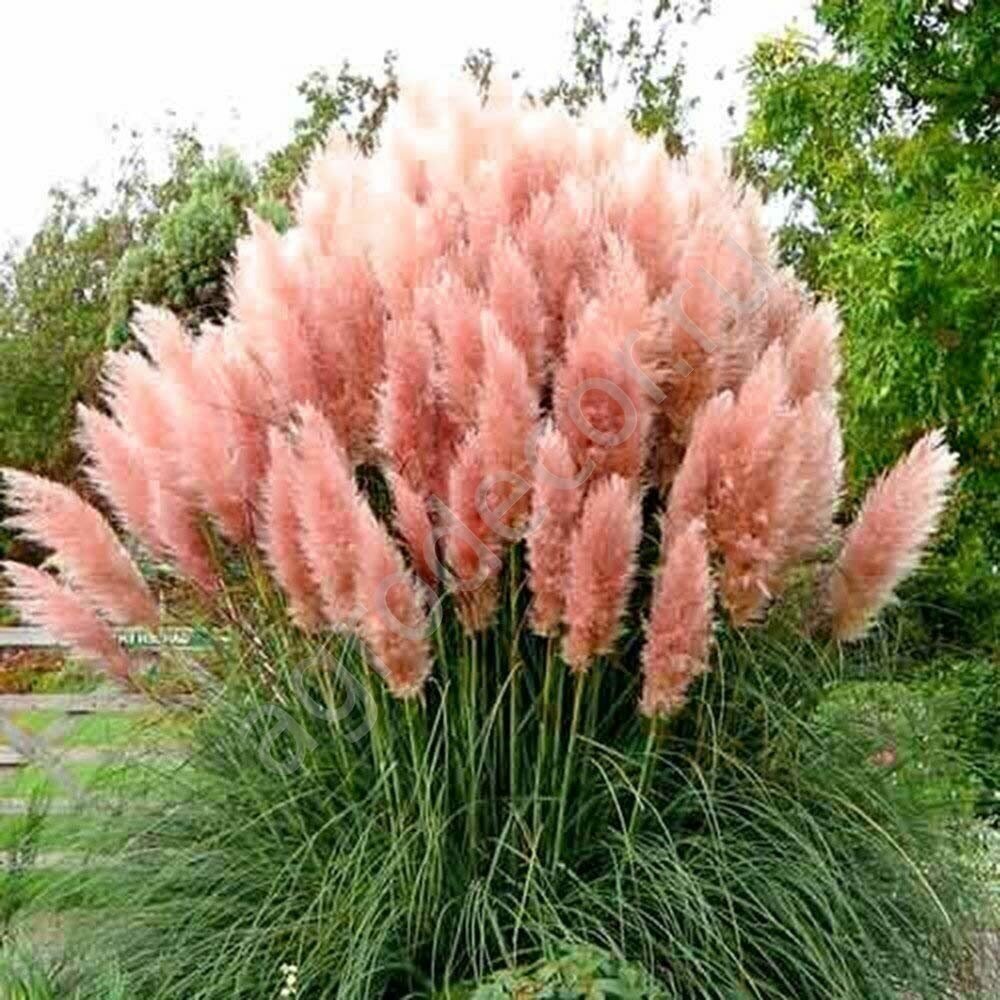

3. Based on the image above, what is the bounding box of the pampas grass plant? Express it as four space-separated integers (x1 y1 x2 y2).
0 81 978 997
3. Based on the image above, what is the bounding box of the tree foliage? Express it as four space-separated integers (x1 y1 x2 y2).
0 188 131 479
539 0 710 154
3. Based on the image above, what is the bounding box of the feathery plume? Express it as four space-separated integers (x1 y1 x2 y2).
554 241 651 486
760 269 807 348
488 235 547 383
302 248 385 461
784 302 841 403
563 475 642 671
391 474 440 587
445 435 502 631
1 470 158 627
2 562 133 679
518 176 601 353
291 405 364 628
164 329 258 544
152 486 219 592
617 148 681 299
663 391 732 545
778 392 844 567
230 215 320 416
709 344 794 624
476 322 539 535
641 520 713 717
554 318 649 487
102 351 177 459
378 317 458 501
830 430 956 641
527 424 583 635
425 274 485 428
260 430 323 630
131 305 196 379
636 223 730 443
354 509 432 698
76 405 162 553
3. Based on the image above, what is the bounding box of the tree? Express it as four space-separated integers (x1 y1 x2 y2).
539 0 711 153
0 187 130 478
737 0 999 649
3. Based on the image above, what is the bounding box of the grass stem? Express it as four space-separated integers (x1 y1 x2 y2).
553 671 586 869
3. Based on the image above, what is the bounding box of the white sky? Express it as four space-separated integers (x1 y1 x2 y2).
0 0 816 248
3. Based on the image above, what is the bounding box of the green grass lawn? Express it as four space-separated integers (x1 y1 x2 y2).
3 708 188 746
3 709 64 735
0 758 165 800
1 701 189 870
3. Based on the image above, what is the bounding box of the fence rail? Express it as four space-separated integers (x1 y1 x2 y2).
0 625 213 650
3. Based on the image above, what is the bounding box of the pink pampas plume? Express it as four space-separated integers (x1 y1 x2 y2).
475 322 539 535
2 562 133 679
1 470 158 628
131 305 196 380
709 345 794 624
391 474 439 587
302 249 385 462
291 405 364 628
554 320 650 487
354 509 432 698
563 475 642 672
641 520 713 717
102 351 177 459
554 241 651 486
166 328 258 544
378 317 458 501
830 430 957 641
518 177 601 353
100 349 228 562
784 302 841 403
636 223 731 442
618 149 681 300
488 235 547 384
663 391 733 545
152 486 218 592
445 435 502 631
213 337 275 516
425 274 485 428
76 405 162 554
779 392 844 568
260 430 323 630
230 215 320 416
760 269 807 349
527 424 583 636
667 344 797 624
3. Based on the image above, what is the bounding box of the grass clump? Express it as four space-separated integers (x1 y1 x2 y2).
25 570 985 1000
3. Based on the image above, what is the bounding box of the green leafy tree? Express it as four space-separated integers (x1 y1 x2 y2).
105 154 290 346
539 0 711 153
108 57 401 349
738 0 999 649
258 54 400 200
0 187 131 478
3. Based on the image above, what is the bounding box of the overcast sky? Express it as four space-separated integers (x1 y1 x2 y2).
1 0 816 247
